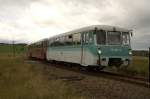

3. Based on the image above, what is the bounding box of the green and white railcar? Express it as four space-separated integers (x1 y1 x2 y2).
46 25 132 69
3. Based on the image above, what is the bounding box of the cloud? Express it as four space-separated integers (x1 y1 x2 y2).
0 0 149 49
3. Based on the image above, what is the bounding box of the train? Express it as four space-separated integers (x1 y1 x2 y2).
27 25 133 70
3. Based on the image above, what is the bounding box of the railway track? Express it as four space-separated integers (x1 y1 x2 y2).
51 62 149 88
27 58 150 88
97 71 149 88
76 67 150 88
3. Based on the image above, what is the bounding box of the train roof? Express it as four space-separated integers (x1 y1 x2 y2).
28 25 132 45
48 25 132 39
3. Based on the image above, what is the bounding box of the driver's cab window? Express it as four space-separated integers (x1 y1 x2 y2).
122 32 130 45
96 30 106 45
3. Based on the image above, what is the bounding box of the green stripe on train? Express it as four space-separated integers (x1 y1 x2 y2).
47 44 97 55
47 44 130 58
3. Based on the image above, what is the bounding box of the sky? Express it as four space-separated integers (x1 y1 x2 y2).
0 0 150 50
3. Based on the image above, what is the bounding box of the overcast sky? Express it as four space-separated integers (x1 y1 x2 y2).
0 0 150 50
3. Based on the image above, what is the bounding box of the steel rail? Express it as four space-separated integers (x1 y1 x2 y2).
98 71 149 87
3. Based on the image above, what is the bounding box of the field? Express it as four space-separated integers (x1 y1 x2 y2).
0 44 149 99
0 44 84 99
125 56 149 77
0 44 26 54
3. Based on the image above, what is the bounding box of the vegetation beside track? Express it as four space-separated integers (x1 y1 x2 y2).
0 43 26 54
0 44 84 99
123 56 149 77
0 44 149 98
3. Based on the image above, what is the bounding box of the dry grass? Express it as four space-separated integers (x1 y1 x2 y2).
0 53 85 99
121 56 149 77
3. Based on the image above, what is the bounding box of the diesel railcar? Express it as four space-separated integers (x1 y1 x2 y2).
46 25 132 69
27 25 132 70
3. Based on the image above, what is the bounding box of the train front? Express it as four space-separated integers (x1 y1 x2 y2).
95 28 132 67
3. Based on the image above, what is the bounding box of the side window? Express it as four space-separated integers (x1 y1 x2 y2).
56 37 64 46
89 31 93 43
41 41 44 47
54 38 59 46
48 39 52 46
55 37 63 46
45 40 48 47
73 33 81 45
49 37 65 46
83 32 86 44
36 42 41 48
60 36 65 45
50 39 54 46
83 31 90 44
65 35 73 45
85 32 89 44
51 38 59 47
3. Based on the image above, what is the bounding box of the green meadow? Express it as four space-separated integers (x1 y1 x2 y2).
0 44 26 54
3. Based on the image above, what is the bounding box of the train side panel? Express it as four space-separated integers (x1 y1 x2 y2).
47 46 82 64
46 44 98 66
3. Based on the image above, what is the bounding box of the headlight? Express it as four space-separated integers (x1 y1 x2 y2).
129 51 132 55
98 50 102 54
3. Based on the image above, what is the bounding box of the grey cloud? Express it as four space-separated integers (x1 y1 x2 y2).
0 0 150 49
96 0 150 49
113 0 150 29
0 0 36 6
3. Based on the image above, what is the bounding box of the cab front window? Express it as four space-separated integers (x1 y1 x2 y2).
96 30 130 45
107 31 121 45
122 32 130 45
96 30 106 45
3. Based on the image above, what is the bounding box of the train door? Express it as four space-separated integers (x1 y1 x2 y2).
72 33 82 64
81 32 89 66
81 33 84 65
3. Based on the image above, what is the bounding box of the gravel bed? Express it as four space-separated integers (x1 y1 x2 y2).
29 60 150 99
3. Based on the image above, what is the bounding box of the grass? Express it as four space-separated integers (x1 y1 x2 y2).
0 45 85 99
124 56 149 77
0 44 26 54
0 44 149 98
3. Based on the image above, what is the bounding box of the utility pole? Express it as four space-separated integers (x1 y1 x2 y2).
12 40 15 57
148 47 150 88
